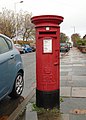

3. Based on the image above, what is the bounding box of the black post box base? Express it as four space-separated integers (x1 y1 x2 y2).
36 89 60 109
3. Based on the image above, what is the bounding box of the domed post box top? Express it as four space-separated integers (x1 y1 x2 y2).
31 15 64 27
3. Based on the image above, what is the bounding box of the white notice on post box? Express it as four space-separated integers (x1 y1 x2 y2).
43 39 52 53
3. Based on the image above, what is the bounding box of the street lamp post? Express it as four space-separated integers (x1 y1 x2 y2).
72 26 75 34
73 26 75 33
14 1 23 44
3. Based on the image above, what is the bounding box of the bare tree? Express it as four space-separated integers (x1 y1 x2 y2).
18 11 35 41
0 8 15 38
0 8 35 41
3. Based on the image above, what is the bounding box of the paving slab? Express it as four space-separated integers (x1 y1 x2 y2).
71 80 86 87
60 72 69 76
68 71 86 76
26 111 38 120
60 76 68 80
72 76 86 81
72 87 86 97
60 68 72 72
61 114 69 120
61 75 72 81
69 114 86 120
60 87 71 97
72 66 86 71
72 64 85 66
61 79 86 87
61 98 86 114
61 80 74 87
61 62 73 65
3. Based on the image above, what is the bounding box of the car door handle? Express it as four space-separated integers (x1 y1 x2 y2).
10 54 14 59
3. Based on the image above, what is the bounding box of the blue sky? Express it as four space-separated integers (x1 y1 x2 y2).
0 0 86 39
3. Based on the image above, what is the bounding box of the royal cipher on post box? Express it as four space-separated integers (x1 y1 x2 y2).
31 15 64 109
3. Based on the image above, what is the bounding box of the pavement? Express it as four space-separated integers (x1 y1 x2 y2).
60 47 86 120
15 47 86 120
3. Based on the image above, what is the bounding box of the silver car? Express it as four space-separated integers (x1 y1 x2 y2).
14 44 24 54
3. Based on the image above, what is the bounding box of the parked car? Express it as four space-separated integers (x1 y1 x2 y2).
0 34 24 100
14 44 24 54
67 43 72 48
60 43 70 52
22 44 33 53
69 44 72 48
31 46 36 52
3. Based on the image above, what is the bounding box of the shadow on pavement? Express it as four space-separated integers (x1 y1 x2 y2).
0 96 24 120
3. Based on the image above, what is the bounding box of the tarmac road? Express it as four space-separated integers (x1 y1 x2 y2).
21 52 36 98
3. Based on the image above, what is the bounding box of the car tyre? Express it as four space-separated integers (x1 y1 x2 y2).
9 72 24 99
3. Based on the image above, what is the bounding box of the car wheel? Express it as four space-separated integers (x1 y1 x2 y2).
9 72 24 98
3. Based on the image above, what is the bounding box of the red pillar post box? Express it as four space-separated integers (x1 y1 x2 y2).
31 15 64 109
